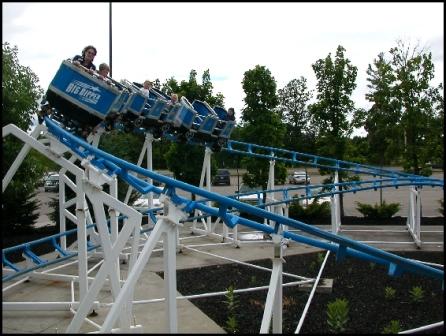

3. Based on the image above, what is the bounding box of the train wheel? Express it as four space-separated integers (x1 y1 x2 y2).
153 128 162 139
161 124 171 132
211 142 222 153
134 117 144 127
217 138 227 147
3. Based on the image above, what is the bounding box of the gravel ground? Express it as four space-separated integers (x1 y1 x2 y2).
170 250 444 334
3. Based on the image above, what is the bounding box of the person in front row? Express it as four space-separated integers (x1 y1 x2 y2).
72 45 97 73
140 80 153 97
227 107 236 121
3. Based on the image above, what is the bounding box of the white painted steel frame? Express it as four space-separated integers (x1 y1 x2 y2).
407 186 422 248
97 198 186 333
66 181 143 332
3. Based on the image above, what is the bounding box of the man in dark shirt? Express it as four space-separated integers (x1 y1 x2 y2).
72 45 97 71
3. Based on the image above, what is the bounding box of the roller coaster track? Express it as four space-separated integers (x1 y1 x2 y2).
3 116 443 282
225 139 442 182
3 115 443 333
35 116 442 281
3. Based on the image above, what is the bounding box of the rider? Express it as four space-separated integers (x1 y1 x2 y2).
72 45 97 72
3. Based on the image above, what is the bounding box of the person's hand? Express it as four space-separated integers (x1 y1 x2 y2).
73 60 81 66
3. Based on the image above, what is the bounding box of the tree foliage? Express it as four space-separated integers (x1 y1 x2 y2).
390 40 442 175
309 45 357 156
357 40 443 175
240 65 286 189
98 130 145 201
2 42 45 234
163 69 224 187
308 45 358 216
358 52 403 166
278 77 316 153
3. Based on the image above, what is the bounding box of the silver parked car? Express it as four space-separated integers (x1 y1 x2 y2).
44 173 59 192
289 171 311 184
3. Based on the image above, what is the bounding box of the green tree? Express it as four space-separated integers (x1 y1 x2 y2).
278 77 316 154
308 45 358 217
2 42 45 234
359 52 403 167
240 65 286 189
163 69 224 190
98 130 146 202
390 40 442 175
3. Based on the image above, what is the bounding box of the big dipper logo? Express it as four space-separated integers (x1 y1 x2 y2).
65 80 101 105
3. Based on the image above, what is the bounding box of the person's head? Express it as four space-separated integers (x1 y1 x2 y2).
98 63 110 77
228 107 235 115
82 45 97 63
171 93 178 103
143 80 153 90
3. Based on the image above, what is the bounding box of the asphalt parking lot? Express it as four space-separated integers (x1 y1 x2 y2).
33 168 444 227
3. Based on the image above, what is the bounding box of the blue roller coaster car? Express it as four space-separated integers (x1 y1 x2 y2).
44 60 126 134
43 62 235 149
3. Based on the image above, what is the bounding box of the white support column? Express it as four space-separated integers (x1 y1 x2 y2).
331 171 341 234
265 157 276 228
109 177 119 244
2 124 45 192
124 133 153 209
406 187 421 248
163 216 179 333
193 147 213 233
98 197 185 333
66 183 142 333
59 172 67 250
75 174 89 302
205 148 212 233
260 234 283 333
145 133 154 217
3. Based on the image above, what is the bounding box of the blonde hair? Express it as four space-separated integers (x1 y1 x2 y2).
99 63 109 71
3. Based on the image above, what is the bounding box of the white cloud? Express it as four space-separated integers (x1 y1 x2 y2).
3 2 443 124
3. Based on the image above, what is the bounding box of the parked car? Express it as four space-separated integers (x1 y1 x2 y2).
289 171 311 184
212 169 231 186
132 194 162 213
235 184 263 206
44 173 60 192
39 171 58 187
298 187 331 208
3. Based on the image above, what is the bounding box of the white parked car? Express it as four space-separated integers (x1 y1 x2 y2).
297 187 331 207
289 171 311 184
132 194 162 213
235 184 264 206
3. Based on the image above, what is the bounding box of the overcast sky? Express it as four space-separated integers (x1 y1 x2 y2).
3 2 444 131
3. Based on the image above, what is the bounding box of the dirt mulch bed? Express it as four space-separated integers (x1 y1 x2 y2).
169 250 444 334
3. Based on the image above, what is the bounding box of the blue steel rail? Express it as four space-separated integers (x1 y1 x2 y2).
198 178 444 209
2 224 99 282
37 116 443 283
226 140 442 182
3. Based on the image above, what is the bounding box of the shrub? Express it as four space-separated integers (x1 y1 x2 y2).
224 284 239 333
382 320 401 334
326 298 349 333
384 286 396 300
409 286 424 303
355 201 400 219
289 199 330 222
